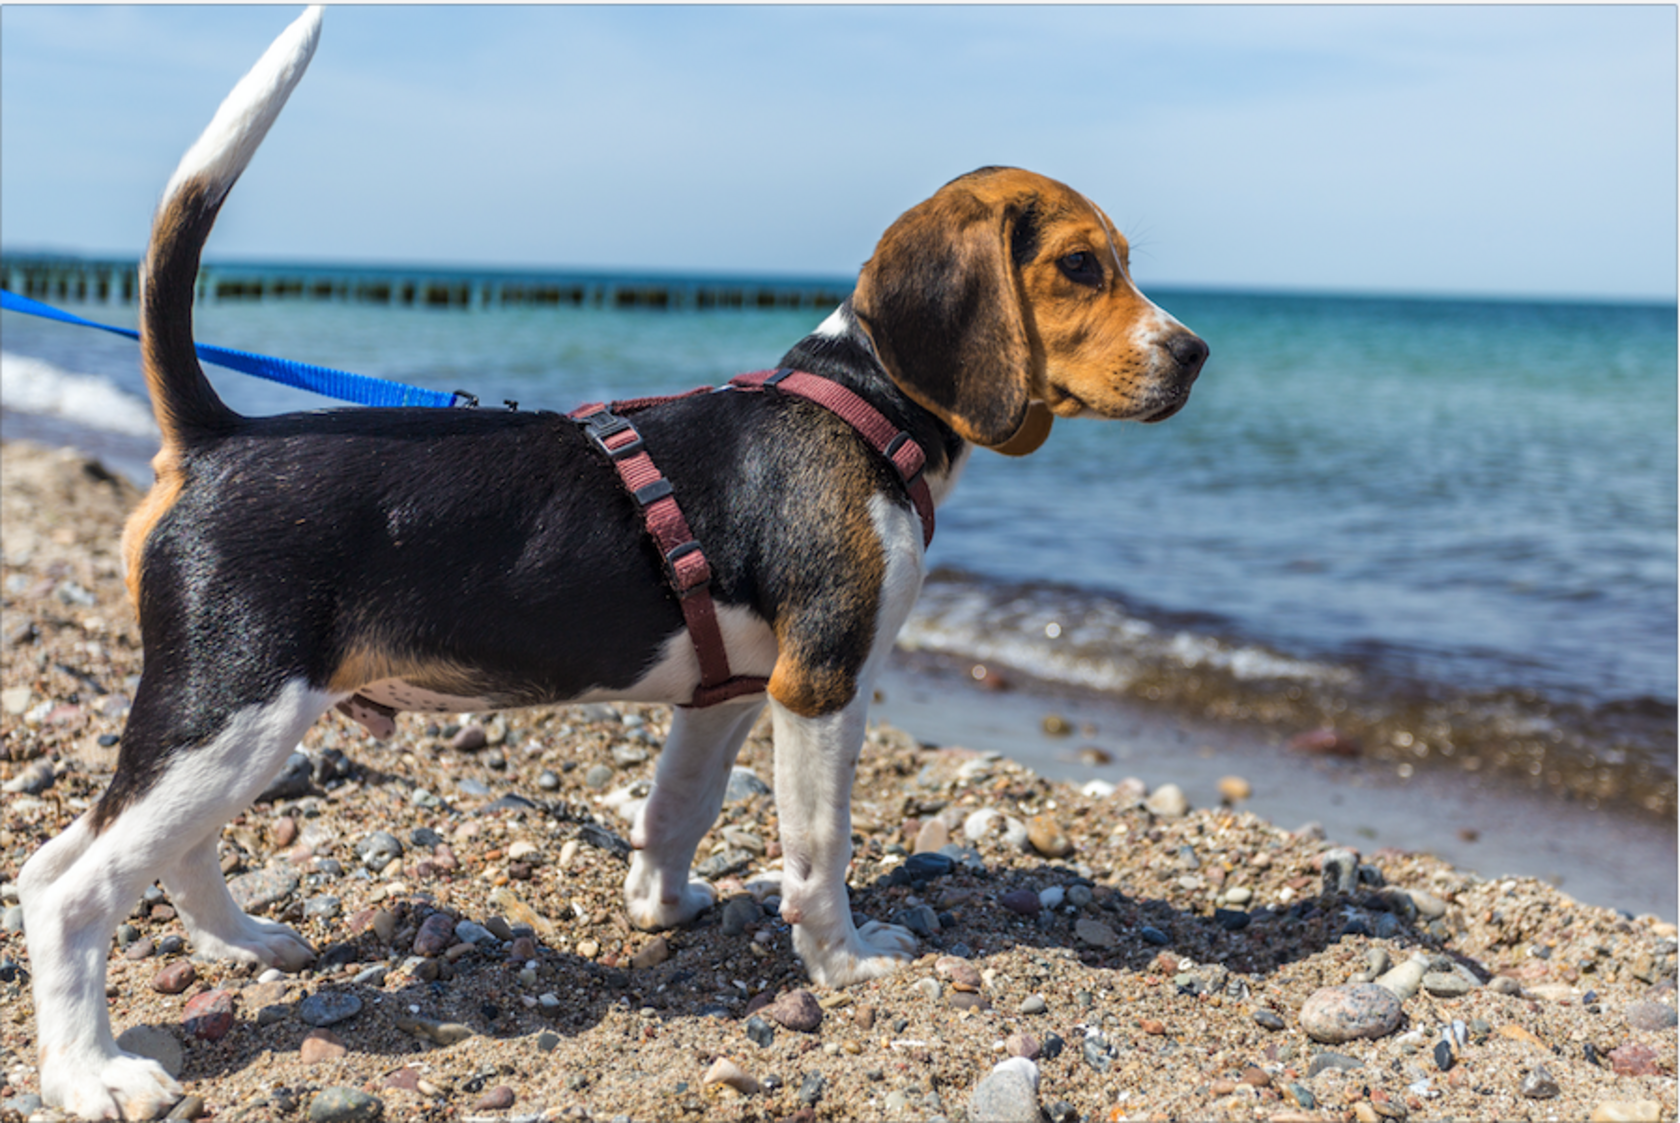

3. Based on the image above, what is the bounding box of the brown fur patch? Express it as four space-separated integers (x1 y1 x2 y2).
327 645 492 704
120 447 184 608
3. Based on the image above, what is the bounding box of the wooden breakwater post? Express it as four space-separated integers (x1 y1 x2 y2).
2 254 851 313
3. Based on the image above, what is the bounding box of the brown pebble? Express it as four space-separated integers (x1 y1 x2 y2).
450 723 487 752
472 1086 515 1111
766 989 823 1033
912 817 950 854
935 955 982 992
151 961 197 994
1139 1018 1167 1035
299 1029 347 1063
272 816 298 848
125 937 156 961
383 1066 421 1091
150 904 177 922
1026 814 1073 858
413 912 456 956
1218 775 1253 803
182 988 236 1041
1239 1066 1271 1087
947 990 990 1012
853 1004 876 1031
1608 1042 1663 1077
630 936 670 969
1006 1033 1040 1059
508 936 538 962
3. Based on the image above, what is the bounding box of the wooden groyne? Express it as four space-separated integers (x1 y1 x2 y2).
0 255 852 312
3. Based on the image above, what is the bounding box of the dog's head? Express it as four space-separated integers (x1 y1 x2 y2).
853 166 1207 455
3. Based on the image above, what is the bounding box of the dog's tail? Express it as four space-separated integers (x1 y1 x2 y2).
139 6 322 448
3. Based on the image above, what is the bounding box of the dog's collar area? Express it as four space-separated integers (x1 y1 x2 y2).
568 368 934 709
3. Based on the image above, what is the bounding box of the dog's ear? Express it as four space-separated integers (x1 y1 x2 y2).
853 180 1051 451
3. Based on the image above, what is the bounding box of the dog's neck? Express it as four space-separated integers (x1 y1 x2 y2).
778 298 969 496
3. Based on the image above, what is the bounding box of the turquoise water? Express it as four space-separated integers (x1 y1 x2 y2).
3 280 1674 814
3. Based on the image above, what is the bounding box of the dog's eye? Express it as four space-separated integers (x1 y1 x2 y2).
1058 251 1102 287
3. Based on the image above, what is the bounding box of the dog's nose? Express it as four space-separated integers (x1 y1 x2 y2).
1166 333 1209 379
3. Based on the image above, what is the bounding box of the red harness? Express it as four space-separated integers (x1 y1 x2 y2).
571 368 936 708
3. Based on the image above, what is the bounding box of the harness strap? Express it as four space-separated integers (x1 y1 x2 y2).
729 368 936 548
570 367 935 708
570 402 769 708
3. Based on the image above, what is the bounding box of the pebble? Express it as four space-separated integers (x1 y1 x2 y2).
1252 1009 1285 1031
115 1025 184 1077
1624 1000 1678 1031
1082 1031 1115 1072
1138 925 1171 946
1143 783 1189 818
1 760 53 795
1006 1032 1041 1059
0 905 22 933
1217 775 1252 803
724 767 771 802
395 1014 473 1046
1590 1103 1664 1123
1422 970 1475 998
936 955 982 992
721 896 762 936
1306 1052 1363 1078
454 920 497 947
913 817 950 853
1026 814 1073 857
298 990 363 1027
182 989 237 1040
744 1014 775 1048
414 912 457 955
354 831 404 870
300 1029 349 1063
1019 995 1047 1016
258 753 313 803
1373 955 1429 1001
766 989 823 1033
968 1058 1041 1123
1320 848 1361 894
1519 1065 1560 1099
702 1057 760 1095
308 1086 384 1123
164 1094 205 1120
583 764 615 790
472 1086 516 1111
895 904 941 936
963 808 1002 842
227 866 300 914
630 936 670 969
1039 885 1065 910
999 888 1040 916
798 1072 826 1106
1074 918 1119 948
151 961 197 994
1299 983 1403 1044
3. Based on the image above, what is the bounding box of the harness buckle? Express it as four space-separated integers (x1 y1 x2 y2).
664 540 711 597
883 431 926 485
579 409 645 460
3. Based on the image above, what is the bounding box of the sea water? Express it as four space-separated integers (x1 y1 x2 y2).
3 281 1673 817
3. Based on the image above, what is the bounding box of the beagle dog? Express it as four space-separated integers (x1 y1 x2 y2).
16 8 1206 1119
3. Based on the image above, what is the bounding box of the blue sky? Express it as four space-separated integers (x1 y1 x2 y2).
2 5 1675 302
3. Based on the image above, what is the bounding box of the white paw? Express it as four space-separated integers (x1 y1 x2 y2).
625 868 717 931
192 915 315 972
795 919 916 988
47 1052 182 1121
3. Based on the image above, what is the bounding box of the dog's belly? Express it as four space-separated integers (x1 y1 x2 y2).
353 679 494 714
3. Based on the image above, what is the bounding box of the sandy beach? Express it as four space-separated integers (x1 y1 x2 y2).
1 437 1675 1123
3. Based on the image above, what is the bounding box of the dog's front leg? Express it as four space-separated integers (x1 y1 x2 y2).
771 693 916 987
625 698 764 930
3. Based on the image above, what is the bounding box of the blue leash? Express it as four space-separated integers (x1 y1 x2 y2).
1 289 472 410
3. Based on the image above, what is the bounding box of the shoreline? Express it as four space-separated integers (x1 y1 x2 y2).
874 656 1678 924
1 437 1675 1122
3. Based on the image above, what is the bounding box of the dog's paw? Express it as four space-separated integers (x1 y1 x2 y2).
191 915 315 972
46 1051 182 1121
625 877 717 931
794 919 916 988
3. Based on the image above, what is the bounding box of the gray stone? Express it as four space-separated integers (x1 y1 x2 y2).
116 1025 184 1078
745 1014 775 1048
1252 1009 1285 1031
304 896 342 921
1625 1001 1679 1032
309 1086 384 1122
454 921 497 947
1422 970 1475 998
1299 983 1404 1044
258 752 314 803
695 849 754 880
1519 1065 1560 1099
725 767 771 803
1075 918 1119 948
226 866 303 916
0 905 22 933
895 905 941 937
298 991 363 1028
721 896 762 937
354 831 404 871
1082 1032 1114 1072
165 1094 205 1120
798 1072 825 1106
1019 995 1047 1016
968 1059 1041 1123
3 760 56 795
1306 1052 1363 1079
1321 848 1360 895
583 764 615 790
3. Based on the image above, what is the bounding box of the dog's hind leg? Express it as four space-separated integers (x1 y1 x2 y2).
20 678 332 1120
625 698 764 930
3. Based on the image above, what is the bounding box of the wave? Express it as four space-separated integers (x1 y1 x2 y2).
902 569 1677 820
0 352 157 438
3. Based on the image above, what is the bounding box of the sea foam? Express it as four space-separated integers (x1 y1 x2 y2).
0 352 157 437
